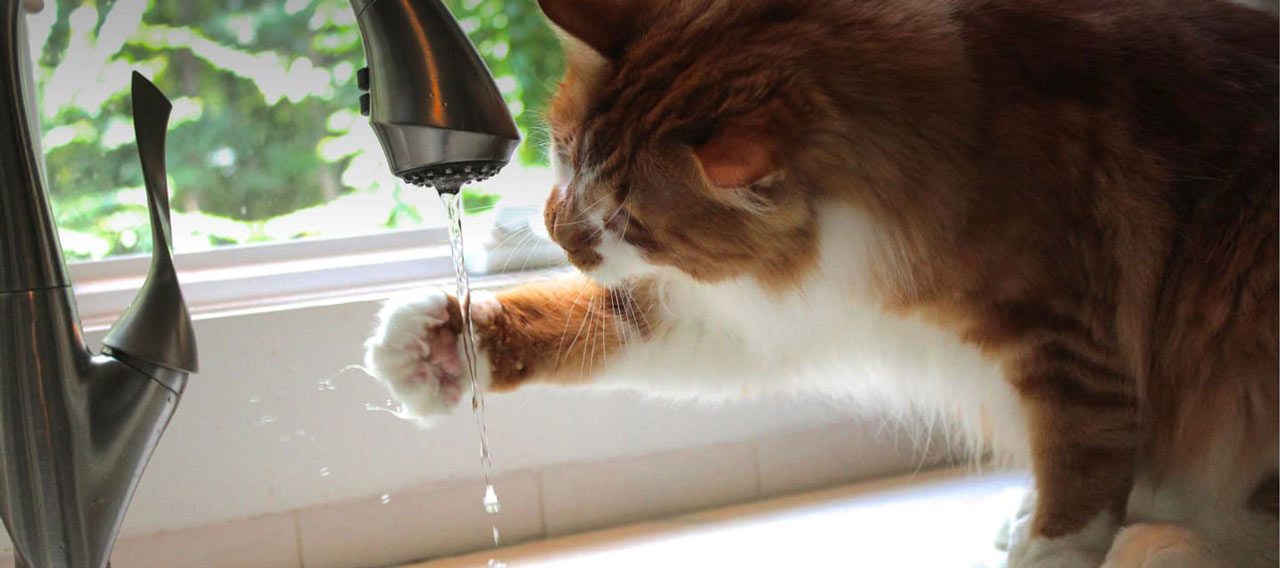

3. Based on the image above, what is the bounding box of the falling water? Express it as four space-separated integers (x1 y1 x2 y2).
439 188 502 552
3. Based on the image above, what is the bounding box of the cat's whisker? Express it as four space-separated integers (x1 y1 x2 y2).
565 289 597 372
577 295 599 382
552 283 581 367
629 288 652 338
545 217 598 228
615 288 633 344
615 289 633 348
594 294 605 375
609 288 627 351
602 199 629 227
565 190 614 226
599 295 611 367
489 221 537 252
497 231 540 274
511 234 542 274
589 297 601 379
557 281 593 368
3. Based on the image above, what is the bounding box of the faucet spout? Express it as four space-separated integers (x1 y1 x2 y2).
0 2 198 566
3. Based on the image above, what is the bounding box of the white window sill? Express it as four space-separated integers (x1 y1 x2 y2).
405 467 1028 568
71 206 570 331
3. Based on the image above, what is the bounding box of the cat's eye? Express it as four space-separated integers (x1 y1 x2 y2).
682 122 718 148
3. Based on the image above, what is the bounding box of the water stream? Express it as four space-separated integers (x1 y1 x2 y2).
438 189 504 563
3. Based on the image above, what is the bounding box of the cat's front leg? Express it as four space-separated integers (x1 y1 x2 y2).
477 277 647 390
1005 353 1141 568
364 277 645 423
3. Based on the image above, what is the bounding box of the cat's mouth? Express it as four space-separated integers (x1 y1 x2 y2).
582 227 656 287
549 225 654 287
547 191 658 286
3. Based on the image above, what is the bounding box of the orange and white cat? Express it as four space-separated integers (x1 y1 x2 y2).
365 0 1278 565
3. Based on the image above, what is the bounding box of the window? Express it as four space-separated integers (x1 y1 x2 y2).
30 0 562 261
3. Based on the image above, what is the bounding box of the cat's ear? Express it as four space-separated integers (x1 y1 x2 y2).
691 105 783 189
536 0 645 58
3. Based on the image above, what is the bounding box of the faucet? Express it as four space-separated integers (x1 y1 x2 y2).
0 1 197 566
0 0 511 564
350 0 522 191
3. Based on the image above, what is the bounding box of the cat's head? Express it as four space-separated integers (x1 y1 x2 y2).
537 0 830 288
536 0 971 291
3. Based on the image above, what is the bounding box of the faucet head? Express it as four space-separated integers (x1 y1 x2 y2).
351 0 521 193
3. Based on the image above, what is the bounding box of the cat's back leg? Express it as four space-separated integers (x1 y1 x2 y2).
1102 524 1222 568
1118 471 1279 568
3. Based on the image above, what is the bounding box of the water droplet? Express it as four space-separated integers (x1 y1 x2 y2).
255 416 278 426
248 395 261 403
318 467 331 478
295 429 307 436
483 484 501 514
316 379 336 391
278 434 292 443
488 559 506 568
365 401 404 416
492 526 500 546
380 493 392 505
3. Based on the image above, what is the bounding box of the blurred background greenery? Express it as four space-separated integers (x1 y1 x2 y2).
28 0 563 261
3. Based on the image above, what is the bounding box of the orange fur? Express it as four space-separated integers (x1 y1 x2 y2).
483 0 1278 554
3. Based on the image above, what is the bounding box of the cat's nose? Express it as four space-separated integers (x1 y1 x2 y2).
544 187 603 269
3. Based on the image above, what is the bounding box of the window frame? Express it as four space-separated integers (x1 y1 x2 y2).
70 223 571 330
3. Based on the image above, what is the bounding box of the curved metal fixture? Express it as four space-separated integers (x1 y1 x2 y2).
350 0 521 191
0 1 198 565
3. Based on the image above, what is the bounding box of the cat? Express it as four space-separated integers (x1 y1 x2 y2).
364 0 1279 566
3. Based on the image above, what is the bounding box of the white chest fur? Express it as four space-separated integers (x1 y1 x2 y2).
596 203 1029 461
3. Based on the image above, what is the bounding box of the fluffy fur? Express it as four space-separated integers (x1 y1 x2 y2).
364 0 1278 565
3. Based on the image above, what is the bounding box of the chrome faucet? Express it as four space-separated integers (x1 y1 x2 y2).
0 0 512 564
350 0 521 192
0 1 197 566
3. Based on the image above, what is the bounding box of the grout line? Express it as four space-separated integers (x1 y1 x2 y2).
750 440 764 499
292 511 305 568
535 470 549 539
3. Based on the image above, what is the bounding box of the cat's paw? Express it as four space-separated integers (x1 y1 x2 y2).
997 488 1036 554
364 288 501 425
1101 524 1221 568
1006 497 1114 568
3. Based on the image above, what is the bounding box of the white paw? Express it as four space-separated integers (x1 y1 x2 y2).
364 288 501 425
1007 507 1116 568
999 488 1036 553
1102 524 1221 568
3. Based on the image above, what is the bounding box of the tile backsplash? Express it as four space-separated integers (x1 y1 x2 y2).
0 419 948 568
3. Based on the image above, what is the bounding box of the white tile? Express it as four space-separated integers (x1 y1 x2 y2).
110 513 300 568
69 299 882 542
297 475 542 568
540 442 758 537
754 419 954 497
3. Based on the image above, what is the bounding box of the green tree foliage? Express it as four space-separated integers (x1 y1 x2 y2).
30 0 563 260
